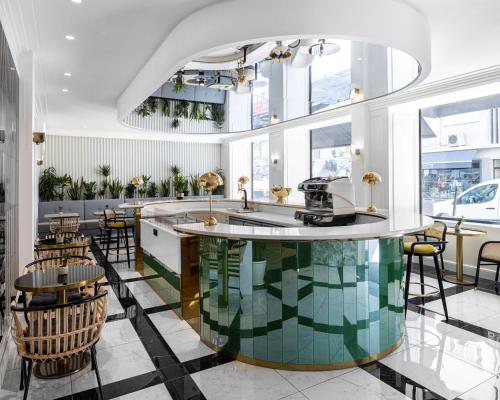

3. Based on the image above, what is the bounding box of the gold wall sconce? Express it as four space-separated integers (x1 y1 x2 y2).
33 132 45 166
362 171 382 212
198 171 223 226
350 144 361 156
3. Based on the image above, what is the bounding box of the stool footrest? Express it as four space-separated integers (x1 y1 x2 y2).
408 281 440 298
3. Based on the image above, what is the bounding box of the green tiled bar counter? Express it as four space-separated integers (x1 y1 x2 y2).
198 236 405 370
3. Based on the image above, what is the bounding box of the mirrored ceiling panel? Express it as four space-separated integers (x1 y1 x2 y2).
123 38 420 134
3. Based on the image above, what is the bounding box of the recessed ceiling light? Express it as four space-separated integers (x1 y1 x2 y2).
62 89 69 93
71 0 82 3
65 35 75 40
356 57 363 61
64 72 72 77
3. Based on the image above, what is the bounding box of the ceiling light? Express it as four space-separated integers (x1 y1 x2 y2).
208 73 234 90
356 57 363 61
62 89 69 93
309 39 340 57
64 72 72 77
65 35 75 40
71 0 82 3
269 41 291 63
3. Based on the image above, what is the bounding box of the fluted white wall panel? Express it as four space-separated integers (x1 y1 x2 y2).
44 135 221 183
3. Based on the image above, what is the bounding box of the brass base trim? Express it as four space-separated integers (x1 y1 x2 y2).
443 274 475 286
201 337 403 371
408 281 439 298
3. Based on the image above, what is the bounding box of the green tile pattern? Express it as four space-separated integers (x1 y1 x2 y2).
199 237 404 367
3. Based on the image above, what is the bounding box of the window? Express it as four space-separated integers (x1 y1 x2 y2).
252 135 269 200
311 121 352 178
420 93 500 222
310 40 351 114
251 62 270 129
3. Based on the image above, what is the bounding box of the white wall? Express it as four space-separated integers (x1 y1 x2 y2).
44 135 221 186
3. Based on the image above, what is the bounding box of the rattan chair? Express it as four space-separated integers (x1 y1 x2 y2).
48 216 80 234
403 221 449 321
11 290 108 400
475 241 500 286
22 256 96 306
34 244 89 260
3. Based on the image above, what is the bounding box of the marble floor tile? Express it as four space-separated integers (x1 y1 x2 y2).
459 375 500 400
160 327 215 362
148 310 191 336
403 310 456 348
1 367 72 400
422 289 500 323
112 261 143 280
475 313 500 333
70 341 155 393
380 342 494 399
97 319 140 350
125 280 166 309
106 287 125 316
280 394 308 399
275 367 354 391
191 361 297 400
111 383 173 400
301 368 410 400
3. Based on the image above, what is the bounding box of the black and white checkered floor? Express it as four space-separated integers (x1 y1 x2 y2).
2 240 500 400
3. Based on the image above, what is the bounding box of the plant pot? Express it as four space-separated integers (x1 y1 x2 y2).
176 192 185 200
252 260 267 286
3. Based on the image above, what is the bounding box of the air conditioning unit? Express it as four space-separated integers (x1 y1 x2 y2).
446 132 466 147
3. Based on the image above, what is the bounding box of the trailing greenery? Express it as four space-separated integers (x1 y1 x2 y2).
213 167 225 195
39 167 58 201
160 178 171 197
160 98 171 117
173 72 186 93
67 177 84 200
210 103 225 129
124 183 136 199
82 181 97 200
171 118 180 129
109 178 124 199
147 182 158 198
55 174 72 200
189 174 201 196
175 100 189 119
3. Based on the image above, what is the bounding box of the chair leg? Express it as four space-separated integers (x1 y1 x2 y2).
433 255 448 322
404 254 412 317
22 361 33 400
19 359 25 390
474 253 482 287
419 256 425 297
116 229 120 263
91 346 104 400
495 264 500 284
440 253 445 272
105 230 112 265
124 226 131 269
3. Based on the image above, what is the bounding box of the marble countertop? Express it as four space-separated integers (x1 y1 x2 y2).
140 199 432 241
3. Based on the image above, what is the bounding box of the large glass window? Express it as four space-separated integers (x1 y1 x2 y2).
251 62 270 129
311 121 352 178
252 135 269 200
420 93 500 222
310 40 351 114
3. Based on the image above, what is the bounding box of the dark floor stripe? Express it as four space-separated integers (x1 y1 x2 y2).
121 274 161 283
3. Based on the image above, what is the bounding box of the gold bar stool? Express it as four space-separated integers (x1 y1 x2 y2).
404 221 449 321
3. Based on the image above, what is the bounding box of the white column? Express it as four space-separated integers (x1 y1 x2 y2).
17 51 35 273
269 130 285 190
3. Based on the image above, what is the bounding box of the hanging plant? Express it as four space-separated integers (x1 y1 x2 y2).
174 100 189 119
210 103 225 129
190 102 200 120
135 102 151 118
160 98 171 117
174 72 186 93
171 118 180 129
147 97 158 114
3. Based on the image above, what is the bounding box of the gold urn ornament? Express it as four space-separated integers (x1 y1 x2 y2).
362 171 382 212
198 171 224 226
271 185 292 205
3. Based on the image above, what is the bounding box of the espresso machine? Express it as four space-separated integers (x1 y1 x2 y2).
295 176 356 226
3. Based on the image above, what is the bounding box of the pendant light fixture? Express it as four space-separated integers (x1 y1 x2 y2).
269 41 292 63
309 39 340 57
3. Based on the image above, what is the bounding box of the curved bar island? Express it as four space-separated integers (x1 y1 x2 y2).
142 200 432 370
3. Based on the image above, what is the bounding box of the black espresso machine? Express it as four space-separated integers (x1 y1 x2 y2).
294 176 357 226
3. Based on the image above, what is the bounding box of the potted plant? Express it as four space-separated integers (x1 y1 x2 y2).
213 167 225 196
252 243 267 286
54 174 71 200
39 167 58 201
67 177 84 200
124 183 136 199
174 175 188 199
109 178 124 199
190 174 201 196
82 181 97 200
97 165 111 198
147 181 158 198
160 178 171 197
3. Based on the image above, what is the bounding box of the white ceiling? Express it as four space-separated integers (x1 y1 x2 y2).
9 0 500 139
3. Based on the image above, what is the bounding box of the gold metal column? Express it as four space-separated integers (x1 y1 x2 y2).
134 206 144 273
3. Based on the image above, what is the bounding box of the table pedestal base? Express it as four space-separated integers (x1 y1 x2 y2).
34 351 90 379
443 273 475 286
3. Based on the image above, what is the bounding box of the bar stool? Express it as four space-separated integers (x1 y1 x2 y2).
475 241 500 286
104 209 132 268
404 221 449 321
